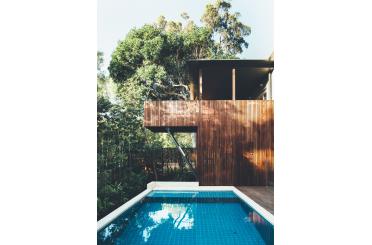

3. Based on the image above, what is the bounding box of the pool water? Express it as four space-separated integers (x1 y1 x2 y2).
98 191 273 245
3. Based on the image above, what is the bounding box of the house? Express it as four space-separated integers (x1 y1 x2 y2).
144 58 274 186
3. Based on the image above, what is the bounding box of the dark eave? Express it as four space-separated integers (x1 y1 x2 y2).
187 59 274 69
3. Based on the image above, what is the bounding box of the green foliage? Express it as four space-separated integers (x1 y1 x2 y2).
157 133 195 148
97 51 106 96
97 51 118 100
97 165 147 220
109 25 164 83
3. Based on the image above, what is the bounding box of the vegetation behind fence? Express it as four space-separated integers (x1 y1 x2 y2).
97 146 196 220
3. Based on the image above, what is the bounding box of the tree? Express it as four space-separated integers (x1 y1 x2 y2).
97 51 105 78
97 53 170 219
109 24 196 100
201 0 251 57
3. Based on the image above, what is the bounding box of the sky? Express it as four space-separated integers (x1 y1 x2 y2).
98 0 273 70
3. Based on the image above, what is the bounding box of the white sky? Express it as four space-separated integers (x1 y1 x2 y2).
98 0 273 70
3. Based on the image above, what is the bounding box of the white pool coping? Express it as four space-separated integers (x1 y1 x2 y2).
97 181 274 231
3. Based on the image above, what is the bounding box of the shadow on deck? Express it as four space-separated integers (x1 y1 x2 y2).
236 186 274 214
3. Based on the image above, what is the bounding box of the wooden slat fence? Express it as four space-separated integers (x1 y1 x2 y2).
98 148 197 182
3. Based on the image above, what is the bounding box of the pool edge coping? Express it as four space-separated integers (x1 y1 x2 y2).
97 182 274 231
97 188 152 231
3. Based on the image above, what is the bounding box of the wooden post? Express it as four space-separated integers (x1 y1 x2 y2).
232 68 236 100
189 82 194 100
266 72 272 100
199 69 203 100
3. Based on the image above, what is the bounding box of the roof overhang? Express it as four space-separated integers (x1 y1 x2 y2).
187 59 274 70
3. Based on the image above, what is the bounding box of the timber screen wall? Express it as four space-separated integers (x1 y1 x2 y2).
144 100 274 186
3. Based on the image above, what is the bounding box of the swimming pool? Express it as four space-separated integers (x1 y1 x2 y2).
97 184 273 245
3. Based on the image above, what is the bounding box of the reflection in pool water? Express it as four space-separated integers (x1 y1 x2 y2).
143 203 194 242
246 211 265 225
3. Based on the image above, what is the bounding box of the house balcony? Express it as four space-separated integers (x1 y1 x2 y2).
143 59 274 186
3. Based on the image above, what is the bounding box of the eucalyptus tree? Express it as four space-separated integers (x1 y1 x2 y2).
201 0 251 57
